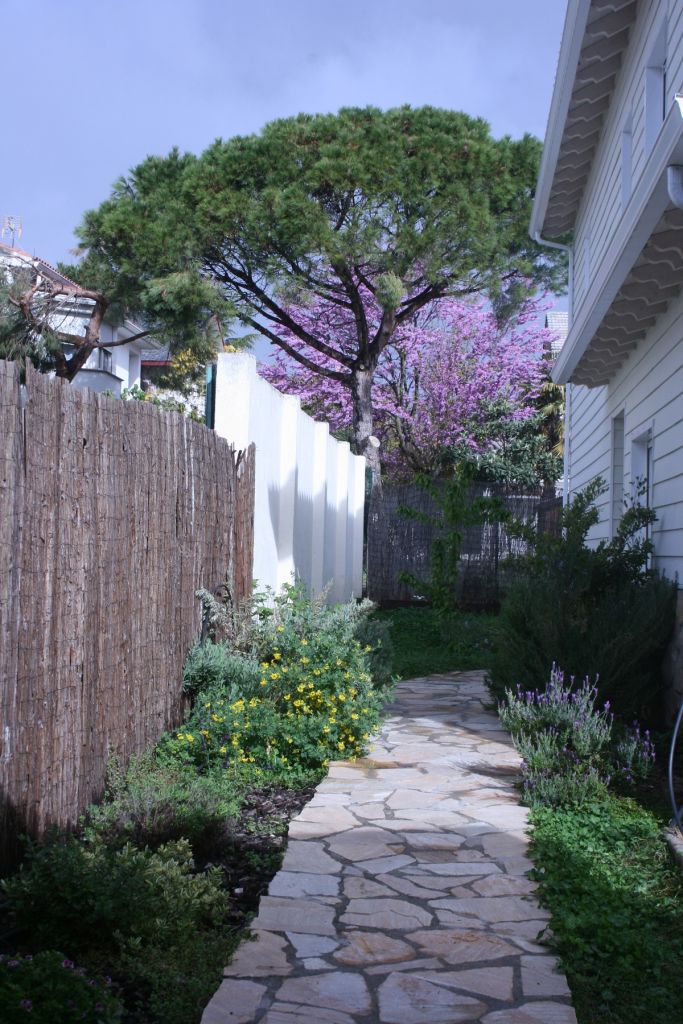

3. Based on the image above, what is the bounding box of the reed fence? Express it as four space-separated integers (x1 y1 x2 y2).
0 361 254 869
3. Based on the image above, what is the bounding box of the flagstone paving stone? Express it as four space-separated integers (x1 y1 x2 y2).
202 672 577 1023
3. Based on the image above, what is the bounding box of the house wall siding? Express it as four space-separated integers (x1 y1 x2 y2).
567 285 683 584
572 0 683 326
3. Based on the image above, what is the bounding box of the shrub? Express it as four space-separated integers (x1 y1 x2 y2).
182 643 262 700
499 665 655 808
3 836 229 964
82 754 242 854
489 478 677 719
248 581 394 688
174 627 383 773
0 951 123 1024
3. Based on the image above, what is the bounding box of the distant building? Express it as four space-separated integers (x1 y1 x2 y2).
544 311 569 359
0 242 162 395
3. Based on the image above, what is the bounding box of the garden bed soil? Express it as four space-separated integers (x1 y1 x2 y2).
212 781 318 931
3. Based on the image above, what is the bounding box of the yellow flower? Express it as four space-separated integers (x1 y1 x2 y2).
300 656 310 665
336 659 343 667
260 679 268 686
219 746 227 755
261 661 270 669
204 702 211 709
362 732 369 739
313 669 321 676
300 638 308 646
337 741 345 750
200 729 209 737
270 672 280 680
297 684 305 693
273 652 282 661
284 693 291 701
351 713 359 720
364 645 372 653
186 734 195 743
276 625 285 632
338 693 346 702
323 726 330 733
176 733 185 741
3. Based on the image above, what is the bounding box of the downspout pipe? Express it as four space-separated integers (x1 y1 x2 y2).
667 165 683 208
533 232 574 505
532 232 573 321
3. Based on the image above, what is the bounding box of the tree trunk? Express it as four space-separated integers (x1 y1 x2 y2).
351 366 382 494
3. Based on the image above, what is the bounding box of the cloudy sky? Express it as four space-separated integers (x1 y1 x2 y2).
1 0 567 267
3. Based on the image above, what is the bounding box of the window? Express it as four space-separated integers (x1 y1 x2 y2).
631 427 654 559
645 19 667 154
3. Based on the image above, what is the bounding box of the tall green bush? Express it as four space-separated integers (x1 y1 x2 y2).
488 478 677 719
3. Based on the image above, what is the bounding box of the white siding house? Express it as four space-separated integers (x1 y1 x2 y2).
530 0 683 708
0 243 157 395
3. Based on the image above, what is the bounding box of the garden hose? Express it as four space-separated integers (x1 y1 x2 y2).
668 698 683 830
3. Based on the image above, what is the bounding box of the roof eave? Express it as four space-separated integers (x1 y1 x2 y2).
552 97 683 385
529 0 592 240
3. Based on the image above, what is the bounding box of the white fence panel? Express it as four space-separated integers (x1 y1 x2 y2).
214 354 365 602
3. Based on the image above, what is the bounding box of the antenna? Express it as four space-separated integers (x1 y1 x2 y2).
1 215 23 247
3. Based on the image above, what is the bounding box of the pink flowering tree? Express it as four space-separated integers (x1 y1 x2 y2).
261 291 555 480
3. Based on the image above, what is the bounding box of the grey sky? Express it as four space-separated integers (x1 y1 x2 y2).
1 0 566 268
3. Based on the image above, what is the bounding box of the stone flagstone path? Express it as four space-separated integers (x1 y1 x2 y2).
202 671 577 1024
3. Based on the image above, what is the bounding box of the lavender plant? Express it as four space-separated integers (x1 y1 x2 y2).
499 665 655 807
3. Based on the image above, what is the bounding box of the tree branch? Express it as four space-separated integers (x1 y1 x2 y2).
240 314 351 385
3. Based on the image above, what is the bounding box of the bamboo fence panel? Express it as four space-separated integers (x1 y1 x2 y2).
367 479 562 607
0 362 255 869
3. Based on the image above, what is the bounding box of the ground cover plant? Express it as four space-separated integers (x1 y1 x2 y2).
0 584 390 1024
373 606 498 678
499 665 683 1024
489 477 677 720
530 799 683 1024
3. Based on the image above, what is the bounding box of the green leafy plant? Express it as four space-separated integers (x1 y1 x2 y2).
3 836 229 964
398 463 508 631
530 797 683 1023
81 754 242 854
2 835 233 1024
175 628 383 773
182 642 262 700
489 477 677 719
0 951 123 1023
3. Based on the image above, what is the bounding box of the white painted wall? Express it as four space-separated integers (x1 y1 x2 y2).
214 353 365 601
565 285 683 585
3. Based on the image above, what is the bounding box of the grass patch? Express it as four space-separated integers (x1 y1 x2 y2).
530 796 683 1024
373 606 497 678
